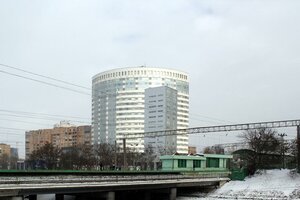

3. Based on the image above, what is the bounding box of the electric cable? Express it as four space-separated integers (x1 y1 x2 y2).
0 69 90 96
0 63 90 90
0 109 90 120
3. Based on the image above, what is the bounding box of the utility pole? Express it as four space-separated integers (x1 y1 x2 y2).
297 126 300 173
114 140 117 170
123 138 127 170
278 133 287 169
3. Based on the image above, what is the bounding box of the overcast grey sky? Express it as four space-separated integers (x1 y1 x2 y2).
1 0 300 158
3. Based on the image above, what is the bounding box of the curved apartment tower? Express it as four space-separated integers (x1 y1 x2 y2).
92 67 189 154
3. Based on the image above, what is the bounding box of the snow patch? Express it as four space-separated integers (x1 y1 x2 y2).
178 169 300 199
213 169 300 199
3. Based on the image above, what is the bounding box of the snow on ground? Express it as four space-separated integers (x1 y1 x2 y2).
178 169 300 200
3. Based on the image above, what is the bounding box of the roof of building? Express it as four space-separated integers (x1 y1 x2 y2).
160 155 206 160
160 154 233 160
92 66 188 80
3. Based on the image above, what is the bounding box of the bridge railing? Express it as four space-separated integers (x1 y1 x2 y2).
0 172 230 185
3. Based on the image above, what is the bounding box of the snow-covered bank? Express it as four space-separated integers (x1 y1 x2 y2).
178 169 300 199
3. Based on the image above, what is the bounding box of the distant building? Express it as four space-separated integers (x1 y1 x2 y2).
0 143 15 169
188 146 197 155
0 143 11 158
144 86 181 155
25 121 91 159
92 67 189 153
10 148 18 159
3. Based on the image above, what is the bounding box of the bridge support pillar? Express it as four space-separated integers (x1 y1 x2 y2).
144 191 151 200
28 195 37 200
55 194 64 200
169 188 177 200
106 191 115 200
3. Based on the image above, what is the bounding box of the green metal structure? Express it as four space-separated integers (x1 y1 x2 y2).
160 154 232 172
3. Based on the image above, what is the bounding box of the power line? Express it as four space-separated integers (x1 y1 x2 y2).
0 109 90 120
0 113 90 124
189 116 226 125
0 63 90 90
0 126 27 131
0 140 23 143
0 118 53 126
189 112 235 124
0 69 91 96
0 132 24 136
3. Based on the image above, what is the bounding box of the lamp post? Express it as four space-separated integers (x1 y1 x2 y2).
123 138 127 170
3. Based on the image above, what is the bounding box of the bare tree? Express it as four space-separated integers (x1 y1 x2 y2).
95 143 117 170
240 128 281 170
0 153 9 169
203 146 214 154
59 147 80 170
77 144 95 170
9 155 18 170
28 142 61 169
286 138 298 168
203 145 224 154
138 144 156 170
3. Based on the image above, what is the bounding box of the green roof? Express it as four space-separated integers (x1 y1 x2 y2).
160 154 233 161
160 155 206 160
203 154 233 159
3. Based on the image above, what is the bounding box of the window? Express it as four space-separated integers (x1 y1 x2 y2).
178 159 186 168
193 160 201 168
206 158 219 168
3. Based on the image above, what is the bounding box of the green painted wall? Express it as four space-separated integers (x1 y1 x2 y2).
219 158 224 168
160 155 232 172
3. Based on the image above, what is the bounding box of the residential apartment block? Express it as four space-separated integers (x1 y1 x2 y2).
0 143 11 158
25 121 91 159
92 67 189 153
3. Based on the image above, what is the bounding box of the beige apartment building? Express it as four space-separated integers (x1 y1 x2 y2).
0 143 11 158
25 121 91 159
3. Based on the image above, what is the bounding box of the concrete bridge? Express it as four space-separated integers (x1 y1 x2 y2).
0 172 230 200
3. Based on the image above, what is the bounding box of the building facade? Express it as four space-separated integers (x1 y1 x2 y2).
0 143 11 158
92 67 189 153
25 122 91 159
0 143 20 169
144 86 179 154
160 154 233 172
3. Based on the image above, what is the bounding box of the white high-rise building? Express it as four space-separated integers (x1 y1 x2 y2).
92 67 189 153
